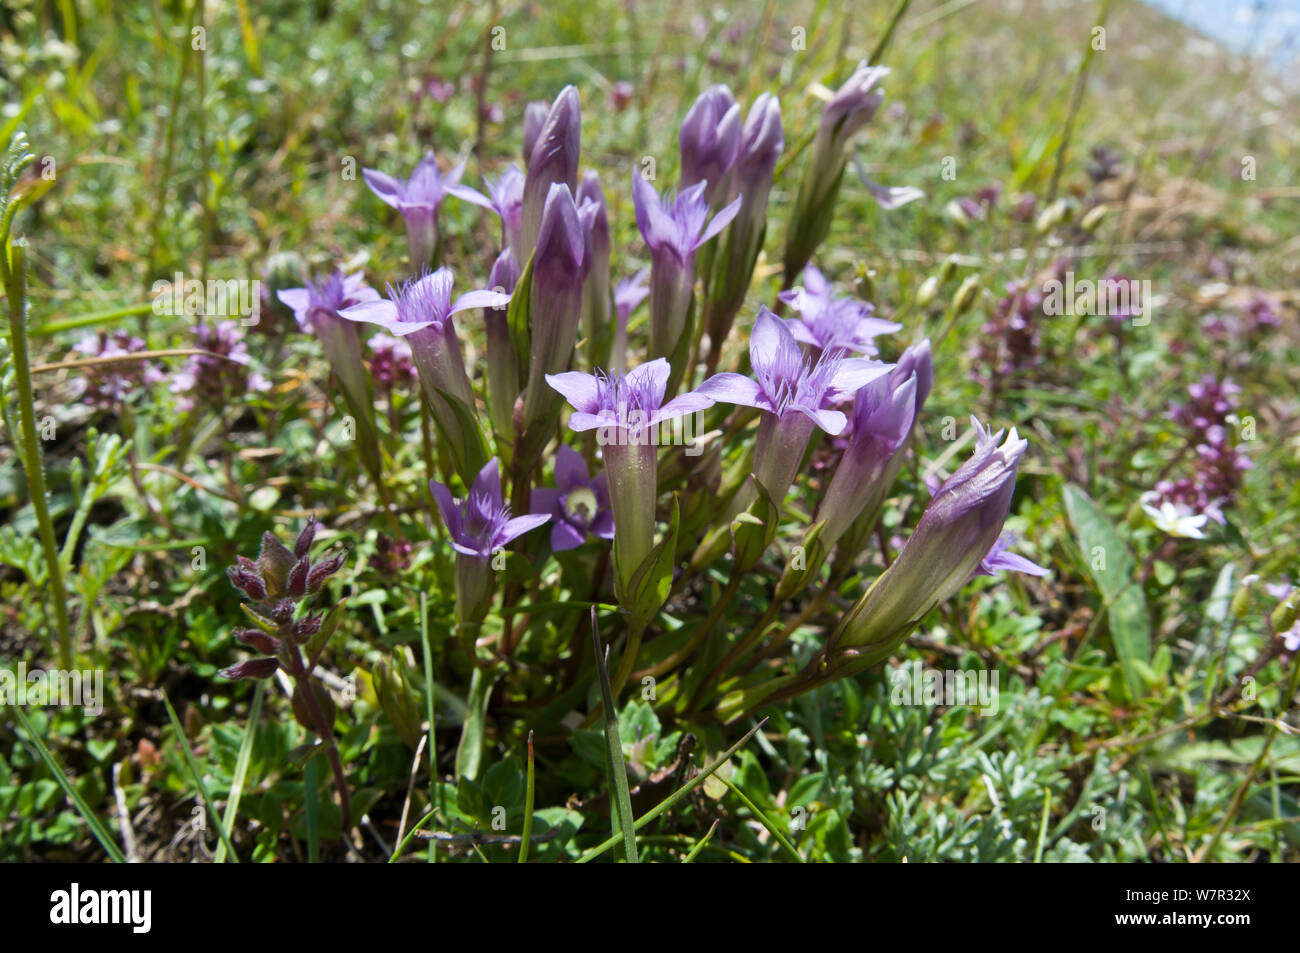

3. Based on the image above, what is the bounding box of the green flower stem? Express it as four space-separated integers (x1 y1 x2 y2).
4 241 73 668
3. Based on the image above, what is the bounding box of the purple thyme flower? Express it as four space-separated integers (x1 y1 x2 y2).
171 320 270 413
697 306 888 434
633 175 742 360
679 85 742 205
430 458 551 561
71 331 166 409
778 264 901 356
367 333 417 393
530 445 615 551
363 153 492 268
485 163 525 262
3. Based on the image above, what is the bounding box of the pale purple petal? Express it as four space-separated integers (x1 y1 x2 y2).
473 458 503 509
696 372 765 409
626 357 672 409
553 444 589 491
697 193 742 246
498 513 552 547
546 371 602 414
451 289 513 314
429 480 461 539
551 519 586 551
363 168 403 207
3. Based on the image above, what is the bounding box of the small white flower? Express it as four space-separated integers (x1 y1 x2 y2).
1141 496 1208 539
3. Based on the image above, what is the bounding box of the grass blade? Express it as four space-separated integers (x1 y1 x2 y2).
162 690 240 863
9 706 127 863
592 608 638 863
518 730 536 863
719 774 804 862
419 592 439 863
681 819 719 863
577 717 768 863
214 680 263 863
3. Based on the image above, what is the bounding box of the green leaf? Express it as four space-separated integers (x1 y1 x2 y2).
1063 484 1150 699
162 691 241 862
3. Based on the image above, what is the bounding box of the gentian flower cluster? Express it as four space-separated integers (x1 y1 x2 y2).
231 77 1043 750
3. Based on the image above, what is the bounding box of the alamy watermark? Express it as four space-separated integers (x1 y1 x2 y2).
889 660 999 716
151 272 262 326
0 664 104 716
1041 272 1153 326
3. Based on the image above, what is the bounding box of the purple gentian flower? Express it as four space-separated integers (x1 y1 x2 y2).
697 306 888 434
484 249 522 443
577 171 612 366
339 268 508 339
829 420 1030 656
531 445 615 551
546 357 714 436
679 85 742 205
697 306 890 502
342 269 507 482
519 183 588 433
778 265 901 356
522 100 551 168
784 62 894 282
431 458 550 625
633 175 742 361
363 153 491 269
704 92 784 372
278 270 380 332
430 458 551 561
548 358 714 587
817 370 917 546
